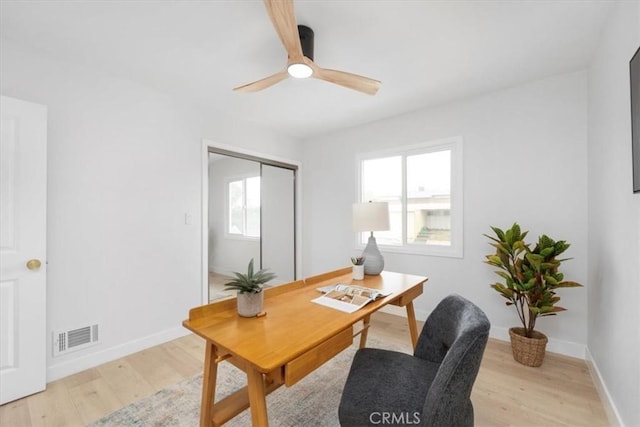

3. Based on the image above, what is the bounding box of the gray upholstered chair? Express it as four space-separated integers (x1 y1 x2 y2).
338 294 490 427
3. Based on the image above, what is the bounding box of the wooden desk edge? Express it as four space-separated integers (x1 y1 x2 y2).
183 273 428 370
183 272 428 332
187 268 355 322
303 267 352 286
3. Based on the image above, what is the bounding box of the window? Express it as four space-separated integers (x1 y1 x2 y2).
358 137 463 257
228 175 260 238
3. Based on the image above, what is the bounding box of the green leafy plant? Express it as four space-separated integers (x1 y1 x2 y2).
484 223 582 338
224 259 276 294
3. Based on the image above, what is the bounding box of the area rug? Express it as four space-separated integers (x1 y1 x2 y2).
88 337 409 427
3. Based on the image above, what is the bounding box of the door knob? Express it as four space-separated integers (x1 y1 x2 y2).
26 259 42 271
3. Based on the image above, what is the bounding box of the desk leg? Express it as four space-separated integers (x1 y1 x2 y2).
359 315 371 348
247 367 269 427
200 341 218 427
406 302 419 350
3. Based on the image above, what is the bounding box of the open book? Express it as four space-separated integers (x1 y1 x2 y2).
311 283 392 313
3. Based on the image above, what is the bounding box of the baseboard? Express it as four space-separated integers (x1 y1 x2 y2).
210 266 234 277
585 348 624 427
379 306 587 360
46 326 191 382
489 326 586 359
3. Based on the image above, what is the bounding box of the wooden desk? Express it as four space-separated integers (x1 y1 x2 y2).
183 269 428 427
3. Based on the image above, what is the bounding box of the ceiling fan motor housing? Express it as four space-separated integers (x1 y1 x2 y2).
233 1 380 96
298 25 314 61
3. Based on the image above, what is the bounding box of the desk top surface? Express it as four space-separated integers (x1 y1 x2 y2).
183 270 427 372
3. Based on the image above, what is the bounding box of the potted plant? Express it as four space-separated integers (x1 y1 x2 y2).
224 259 276 317
484 223 582 366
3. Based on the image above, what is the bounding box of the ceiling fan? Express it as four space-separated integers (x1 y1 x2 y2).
233 0 381 96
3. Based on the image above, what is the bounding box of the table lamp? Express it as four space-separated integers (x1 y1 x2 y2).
352 201 390 275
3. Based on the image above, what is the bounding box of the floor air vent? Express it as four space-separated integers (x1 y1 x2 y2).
53 324 99 357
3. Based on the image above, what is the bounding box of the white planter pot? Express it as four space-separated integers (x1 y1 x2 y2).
352 265 365 280
237 291 264 317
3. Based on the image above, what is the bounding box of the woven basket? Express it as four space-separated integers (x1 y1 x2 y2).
509 327 548 367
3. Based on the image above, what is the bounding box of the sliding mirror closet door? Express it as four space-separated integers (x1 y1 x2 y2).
208 154 261 301
261 164 295 283
207 151 296 302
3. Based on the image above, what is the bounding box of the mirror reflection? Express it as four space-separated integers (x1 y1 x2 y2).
207 152 296 302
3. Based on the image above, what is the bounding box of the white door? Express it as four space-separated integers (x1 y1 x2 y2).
0 95 47 404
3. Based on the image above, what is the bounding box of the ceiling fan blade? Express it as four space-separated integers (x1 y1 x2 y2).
263 0 304 62
305 58 381 95
233 70 289 93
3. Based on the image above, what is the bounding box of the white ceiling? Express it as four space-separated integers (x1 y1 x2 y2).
0 0 614 139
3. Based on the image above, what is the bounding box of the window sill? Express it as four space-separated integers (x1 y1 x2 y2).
355 243 463 259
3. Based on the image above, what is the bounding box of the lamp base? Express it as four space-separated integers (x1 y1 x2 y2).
362 235 384 275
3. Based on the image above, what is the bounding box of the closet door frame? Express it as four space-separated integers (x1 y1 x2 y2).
201 140 301 304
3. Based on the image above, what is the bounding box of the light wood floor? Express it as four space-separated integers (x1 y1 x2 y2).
209 272 234 302
0 312 609 426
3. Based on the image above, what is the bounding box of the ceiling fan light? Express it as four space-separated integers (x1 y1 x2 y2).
287 63 313 79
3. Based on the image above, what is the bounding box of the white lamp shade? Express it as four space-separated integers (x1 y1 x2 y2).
352 202 390 232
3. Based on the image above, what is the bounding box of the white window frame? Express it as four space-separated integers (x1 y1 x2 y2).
356 136 463 258
225 174 260 241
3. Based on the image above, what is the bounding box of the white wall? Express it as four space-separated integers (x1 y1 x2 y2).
0 39 301 381
302 71 589 357
587 1 640 426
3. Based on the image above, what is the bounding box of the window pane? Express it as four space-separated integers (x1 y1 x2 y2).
406 150 451 246
361 156 401 246
228 180 244 234
245 176 261 237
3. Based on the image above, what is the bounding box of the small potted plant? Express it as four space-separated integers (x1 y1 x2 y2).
224 259 276 317
484 223 582 366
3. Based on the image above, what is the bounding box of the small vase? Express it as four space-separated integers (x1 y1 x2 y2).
237 291 264 317
352 265 365 280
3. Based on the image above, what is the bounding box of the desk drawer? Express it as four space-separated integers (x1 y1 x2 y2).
389 282 424 307
285 327 353 386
